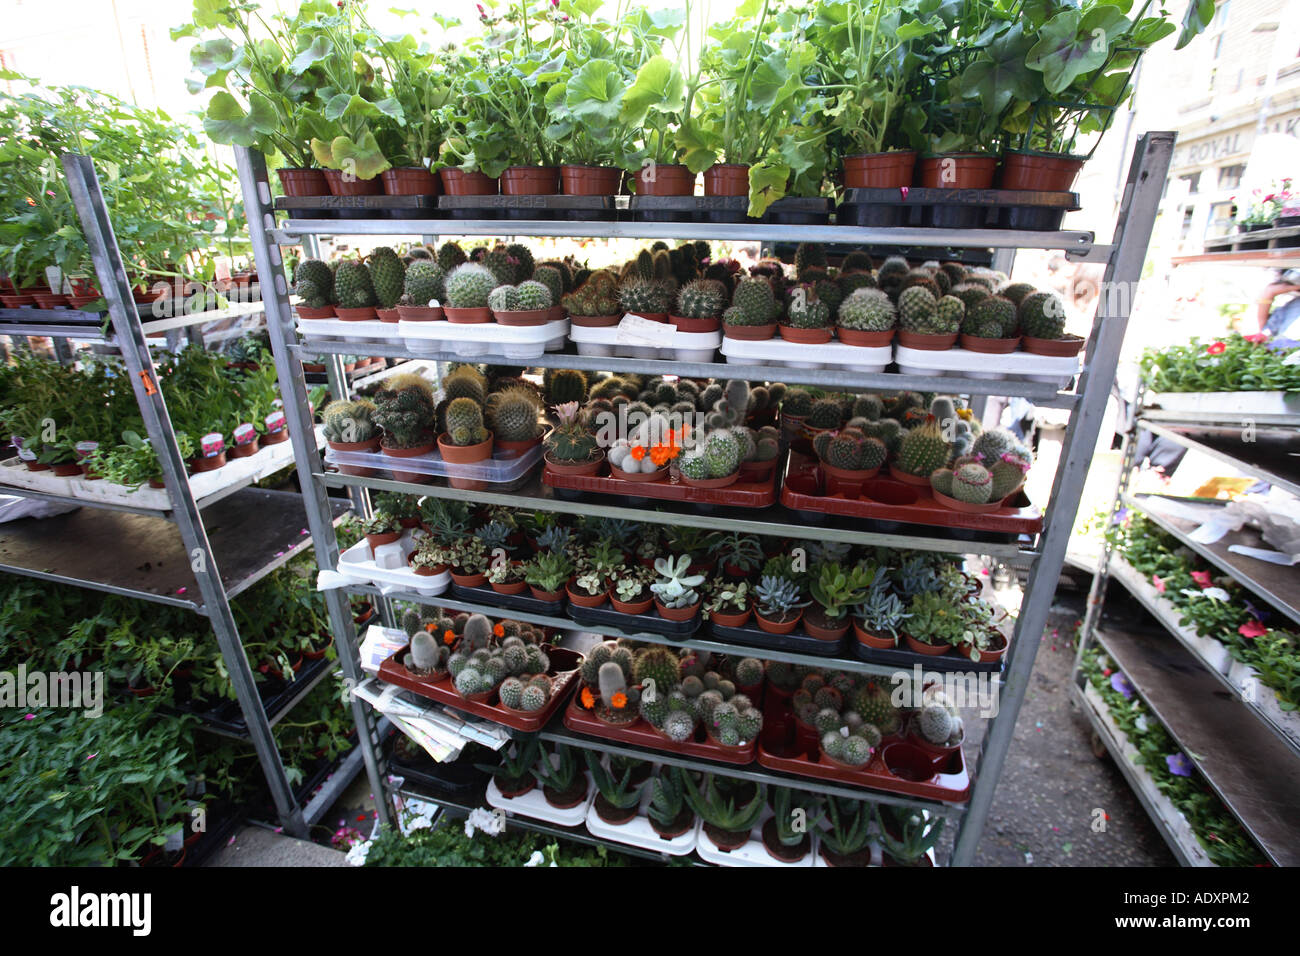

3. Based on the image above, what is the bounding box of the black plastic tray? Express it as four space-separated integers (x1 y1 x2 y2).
706 620 846 657
449 582 565 617
629 194 831 224
388 740 490 798
167 654 335 736
836 187 1078 231
274 194 442 220
567 601 701 638
852 639 1004 674
438 193 619 221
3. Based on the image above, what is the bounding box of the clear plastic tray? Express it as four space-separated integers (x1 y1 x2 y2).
398 318 569 360
720 336 891 372
324 442 542 485
569 323 721 363
336 534 451 596
894 344 1082 387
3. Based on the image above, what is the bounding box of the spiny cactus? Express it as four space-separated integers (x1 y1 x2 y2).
966 295 1018 338
294 259 334 307
731 276 779 325
950 282 992 312
543 368 588 406
838 288 896 331
813 428 887 471
1000 281 1036 306
917 701 956 744
335 261 376 308
930 467 955 497
445 263 497 309
806 397 844 430
786 288 832 329
897 286 948 334
368 247 405 309
618 277 673 315
486 387 542 442
896 415 951 477
794 241 828 278
437 241 467 272
675 279 725 319
1019 291 1067 339
442 365 487 405
402 260 446 307
989 454 1031 501
782 388 814 418
322 399 380 444
701 429 742 479
372 374 436 448
445 396 489 446
532 264 564 306
935 295 965 331
952 462 993 503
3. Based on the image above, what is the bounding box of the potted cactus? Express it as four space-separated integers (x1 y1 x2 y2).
702 695 763 750
723 276 781 340
646 766 695 840
836 288 896 346
896 286 961 350
676 429 743 489
1018 290 1084 356
322 399 382 477
584 751 646 826
592 659 639 726
813 427 887 498
402 616 450 679
436 397 493 489
778 286 833 343
908 689 964 755
486 386 544 459
685 773 764 852
753 572 810 634
396 260 447 321
292 259 336 319
372 374 438 483
368 248 406 322
650 555 705 621
488 279 553 327
959 294 1020 353
543 401 604 476
442 262 496 323
669 279 725 333
562 272 621 327
889 415 951 486
333 260 379 321
617 276 673 322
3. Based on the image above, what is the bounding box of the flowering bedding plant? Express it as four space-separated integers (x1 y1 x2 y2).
1140 333 1300 393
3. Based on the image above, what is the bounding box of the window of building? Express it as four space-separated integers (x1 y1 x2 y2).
1180 172 1202 195
1213 1 1231 30
1218 165 1245 190
1180 206 1196 239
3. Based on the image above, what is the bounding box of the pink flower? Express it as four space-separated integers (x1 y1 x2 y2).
1238 620 1267 639
1191 570 1213 587
1244 333 1267 344
1152 574 1165 594
1206 341 1227 356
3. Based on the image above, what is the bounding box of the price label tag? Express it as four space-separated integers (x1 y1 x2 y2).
616 314 666 347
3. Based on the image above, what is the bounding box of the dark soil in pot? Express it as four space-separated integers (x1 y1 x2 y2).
495 774 535 799
704 821 752 851
543 778 588 809
820 844 872 867
761 818 810 863
593 793 639 825
649 807 695 840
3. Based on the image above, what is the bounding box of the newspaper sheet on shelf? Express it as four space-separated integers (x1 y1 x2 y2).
351 676 510 763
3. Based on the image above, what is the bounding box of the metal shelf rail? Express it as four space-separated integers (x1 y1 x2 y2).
236 132 1176 862
0 154 349 838
1078 382 1300 865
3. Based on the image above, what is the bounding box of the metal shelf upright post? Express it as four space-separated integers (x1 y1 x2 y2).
236 132 1175 864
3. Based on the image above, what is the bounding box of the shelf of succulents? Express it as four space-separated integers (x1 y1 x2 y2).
233 132 1173 864
0 154 362 839
1078 360 1300 866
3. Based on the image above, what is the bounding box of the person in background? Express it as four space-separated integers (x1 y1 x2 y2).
1256 268 1300 336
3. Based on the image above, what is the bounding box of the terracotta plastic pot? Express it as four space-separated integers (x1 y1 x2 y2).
703 163 749 196
610 463 669 483
654 598 700 622
804 607 851 641
918 153 998 189
495 434 542 460
544 451 605 476
1023 334 1085 357
524 585 561 603
678 471 740 489
887 464 933 488
382 166 441 196
366 530 401 550
380 439 436 484
970 630 1008 663
594 794 639 825
547 305 567 322
229 438 260 459
843 150 917 188
444 306 491 324
755 608 802 634
324 169 383 195
450 569 488 588
568 313 621 327
411 561 448 578
328 437 382 476
262 428 290 445
704 822 752 852
561 165 623 195
32 292 69 309
738 458 777 482
669 314 721 333
632 163 695 196
376 307 401 323
277 168 329 197
493 308 549 327
903 633 951 656
853 619 896 650
998 151 1084 192
650 808 696 840
959 333 1021 353
437 432 493 465
567 584 608 608
821 462 880 498
710 606 751 628
396 305 444 321
295 304 336 320
439 168 499 195
336 306 378 321
500 165 559 195
724 322 776 340
51 462 83 477
610 592 654 615
837 326 894 347
491 578 528 595
896 329 957 350
496 776 535 800
931 487 1003 514
189 451 226 473
778 325 832 344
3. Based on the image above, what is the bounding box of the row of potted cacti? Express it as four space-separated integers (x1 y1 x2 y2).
0 337 299 482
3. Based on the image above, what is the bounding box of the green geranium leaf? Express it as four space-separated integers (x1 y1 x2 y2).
960 25 1040 113
1177 0 1215 49
1026 6 1131 93
191 38 242 76
203 91 275 148
620 55 684 126
291 35 333 75
747 159 789 219
565 59 623 127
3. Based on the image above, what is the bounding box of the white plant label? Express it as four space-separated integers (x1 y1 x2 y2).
616 314 666 347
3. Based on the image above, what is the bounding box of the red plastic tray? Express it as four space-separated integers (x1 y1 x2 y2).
378 644 581 732
562 692 756 765
755 724 971 803
543 464 777 508
780 453 1041 535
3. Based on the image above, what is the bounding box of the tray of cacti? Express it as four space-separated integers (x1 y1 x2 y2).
563 642 762 765
755 673 971 803
376 611 582 733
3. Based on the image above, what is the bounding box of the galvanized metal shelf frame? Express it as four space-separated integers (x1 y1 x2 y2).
0 154 333 838
236 132 1175 864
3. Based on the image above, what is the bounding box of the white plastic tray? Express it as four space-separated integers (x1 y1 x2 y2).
0 427 310 511
295 316 393 344
894 344 1082 387
569 323 721 363
324 442 542 484
693 807 817 867
720 336 891 372
580 764 699 856
398 319 569 360
486 772 594 828
336 533 451 596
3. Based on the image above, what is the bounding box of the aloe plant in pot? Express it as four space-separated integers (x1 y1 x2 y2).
646 765 696 839
584 751 645 826
685 772 764 852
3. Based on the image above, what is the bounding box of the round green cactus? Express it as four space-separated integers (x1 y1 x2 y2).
445 397 488 446
953 463 993 503
838 288 896 331
445 263 497 308
1019 291 1067 339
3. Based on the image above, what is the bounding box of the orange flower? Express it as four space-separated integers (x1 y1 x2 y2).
611 691 628 709
649 444 672 466
425 622 437 633
493 623 504 637
443 629 456 645
630 445 646 461
580 687 596 709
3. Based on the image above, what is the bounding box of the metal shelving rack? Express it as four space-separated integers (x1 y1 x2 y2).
1077 382 1300 865
0 154 362 838
237 131 1175 863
